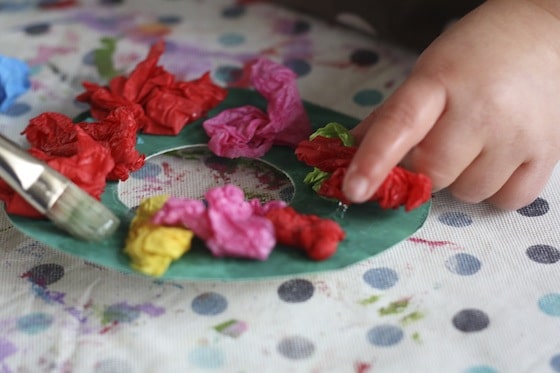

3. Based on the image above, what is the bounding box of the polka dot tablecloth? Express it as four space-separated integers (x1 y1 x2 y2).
1 1 560 372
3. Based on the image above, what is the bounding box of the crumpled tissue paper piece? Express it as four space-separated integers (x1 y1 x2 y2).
0 127 114 218
0 55 30 113
152 184 286 260
266 206 345 261
124 195 194 277
76 39 227 135
203 105 271 158
296 135 357 173
203 58 312 158
295 123 432 211
321 166 432 211
22 107 145 181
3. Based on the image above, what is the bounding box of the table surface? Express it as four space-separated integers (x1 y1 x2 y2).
1 1 559 372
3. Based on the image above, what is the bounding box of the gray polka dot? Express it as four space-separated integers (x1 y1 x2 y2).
191 292 228 316
550 353 560 372
517 197 549 217
278 279 314 303
277 336 315 359
363 267 398 289
452 309 489 332
445 253 482 275
23 264 64 286
527 244 560 264
366 324 404 346
438 211 473 227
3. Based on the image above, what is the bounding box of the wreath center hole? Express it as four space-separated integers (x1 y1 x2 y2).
117 145 295 209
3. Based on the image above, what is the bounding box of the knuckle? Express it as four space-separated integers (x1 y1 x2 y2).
405 147 456 190
487 170 548 210
376 101 419 133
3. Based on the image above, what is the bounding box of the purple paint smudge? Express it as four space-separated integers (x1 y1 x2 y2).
0 338 16 360
31 285 65 305
136 303 165 317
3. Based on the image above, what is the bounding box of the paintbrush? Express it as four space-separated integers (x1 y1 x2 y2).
0 134 120 241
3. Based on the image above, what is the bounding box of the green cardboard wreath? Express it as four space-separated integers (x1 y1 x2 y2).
8 88 430 280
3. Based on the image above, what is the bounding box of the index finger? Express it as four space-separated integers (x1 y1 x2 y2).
342 75 447 203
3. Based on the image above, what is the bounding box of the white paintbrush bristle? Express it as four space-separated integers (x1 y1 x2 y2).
44 182 120 241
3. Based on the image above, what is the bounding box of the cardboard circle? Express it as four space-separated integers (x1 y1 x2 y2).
8 88 430 280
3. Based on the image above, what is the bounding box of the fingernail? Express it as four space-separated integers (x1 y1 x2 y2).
343 173 370 202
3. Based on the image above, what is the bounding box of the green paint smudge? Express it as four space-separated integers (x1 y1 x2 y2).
94 37 123 80
400 311 425 326
213 319 247 338
378 299 409 316
359 295 381 305
411 331 422 344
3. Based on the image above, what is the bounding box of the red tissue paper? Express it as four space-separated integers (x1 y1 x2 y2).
296 135 432 211
76 39 227 135
22 107 145 181
265 206 345 261
0 127 114 218
0 106 146 218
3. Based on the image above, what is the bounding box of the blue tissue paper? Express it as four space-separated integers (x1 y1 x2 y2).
0 55 31 113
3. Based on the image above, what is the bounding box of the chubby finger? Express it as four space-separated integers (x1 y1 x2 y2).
342 75 447 203
446 150 521 204
486 161 554 210
401 112 487 192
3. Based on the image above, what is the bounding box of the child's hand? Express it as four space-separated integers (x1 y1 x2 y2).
342 0 560 210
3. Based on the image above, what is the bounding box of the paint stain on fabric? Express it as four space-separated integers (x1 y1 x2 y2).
102 302 165 325
153 279 184 289
355 362 372 373
359 295 381 306
94 37 123 80
25 277 96 327
17 313 54 335
16 242 46 259
31 284 66 305
102 303 141 324
65 306 88 324
135 303 165 317
411 331 422 344
28 45 76 66
213 319 247 338
408 237 462 251
400 311 425 326
128 22 171 42
379 299 410 316
0 338 17 363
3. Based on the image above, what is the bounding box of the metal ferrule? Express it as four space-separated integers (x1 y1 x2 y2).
0 134 67 213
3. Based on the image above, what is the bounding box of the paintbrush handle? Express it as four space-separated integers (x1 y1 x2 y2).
0 134 65 213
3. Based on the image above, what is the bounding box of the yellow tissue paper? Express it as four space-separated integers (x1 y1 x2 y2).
124 195 194 277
